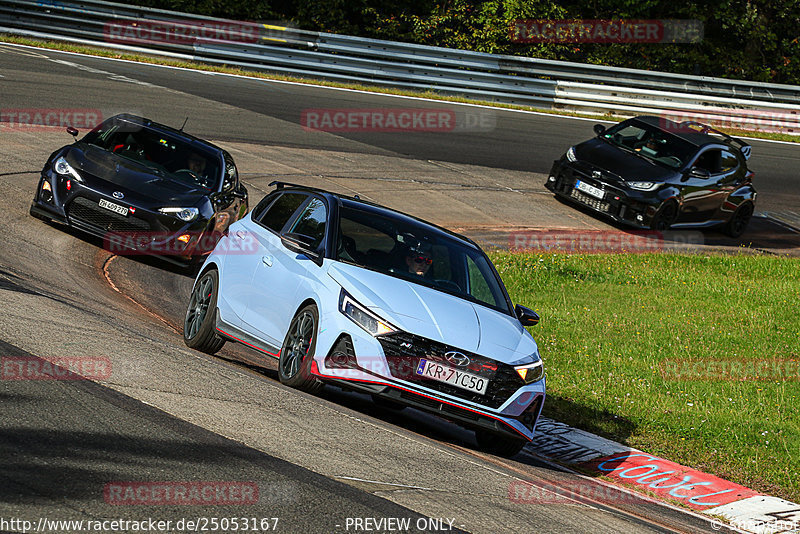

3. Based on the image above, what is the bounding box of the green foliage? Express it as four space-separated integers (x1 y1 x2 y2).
118 0 800 84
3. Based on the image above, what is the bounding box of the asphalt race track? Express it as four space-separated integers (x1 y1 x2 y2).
1 42 796 533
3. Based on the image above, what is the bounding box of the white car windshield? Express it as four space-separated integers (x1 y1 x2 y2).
336 205 512 314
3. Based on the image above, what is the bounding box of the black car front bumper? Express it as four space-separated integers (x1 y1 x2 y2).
546 159 662 229
31 174 209 259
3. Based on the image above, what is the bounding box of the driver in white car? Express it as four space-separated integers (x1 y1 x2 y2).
405 246 433 277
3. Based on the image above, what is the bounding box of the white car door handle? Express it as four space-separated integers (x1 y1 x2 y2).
235 230 245 240
261 255 273 267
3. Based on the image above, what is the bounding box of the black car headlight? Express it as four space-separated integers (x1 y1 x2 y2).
566 146 577 163
339 289 397 337
626 181 660 191
53 156 83 182
158 207 199 222
514 358 544 384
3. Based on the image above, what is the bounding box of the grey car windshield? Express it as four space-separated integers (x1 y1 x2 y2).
336 205 511 314
84 122 220 190
603 120 696 169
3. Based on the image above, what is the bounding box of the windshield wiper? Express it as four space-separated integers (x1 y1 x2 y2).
608 141 658 165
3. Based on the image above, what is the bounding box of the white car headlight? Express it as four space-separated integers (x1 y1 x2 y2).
566 146 577 163
339 290 397 337
514 358 544 384
159 207 199 222
53 156 83 182
627 181 660 191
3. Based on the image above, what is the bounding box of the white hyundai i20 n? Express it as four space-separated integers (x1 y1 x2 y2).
184 182 545 457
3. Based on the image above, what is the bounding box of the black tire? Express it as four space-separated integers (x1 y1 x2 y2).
278 304 322 394
650 200 679 232
724 202 754 238
183 269 225 354
474 429 527 458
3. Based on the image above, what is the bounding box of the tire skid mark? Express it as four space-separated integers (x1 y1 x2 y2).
101 254 181 335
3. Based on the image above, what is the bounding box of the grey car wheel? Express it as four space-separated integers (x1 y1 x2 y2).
184 269 225 354
278 304 322 393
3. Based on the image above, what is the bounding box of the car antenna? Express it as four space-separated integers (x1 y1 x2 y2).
179 116 189 132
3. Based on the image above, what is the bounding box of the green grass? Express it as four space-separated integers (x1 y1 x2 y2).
490 251 800 502
2 34 798 144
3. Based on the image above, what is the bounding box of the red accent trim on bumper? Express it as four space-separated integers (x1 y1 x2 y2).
311 361 529 440
216 327 280 358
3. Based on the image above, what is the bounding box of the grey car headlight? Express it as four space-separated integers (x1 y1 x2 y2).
339 290 397 337
159 207 199 222
627 181 660 191
514 358 544 384
566 146 577 163
53 156 83 182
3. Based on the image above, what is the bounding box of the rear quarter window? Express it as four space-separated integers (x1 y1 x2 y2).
257 192 308 233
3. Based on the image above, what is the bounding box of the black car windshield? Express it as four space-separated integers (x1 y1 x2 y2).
602 119 696 169
83 121 220 190
336 205 512 314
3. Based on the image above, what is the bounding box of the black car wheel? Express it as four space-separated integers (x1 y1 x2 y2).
474 429 527 458
278 304 322 393
184 269 225 354
650 200 678 231
724 202 754 238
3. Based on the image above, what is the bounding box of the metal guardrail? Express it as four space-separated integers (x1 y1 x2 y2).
1 0 799 133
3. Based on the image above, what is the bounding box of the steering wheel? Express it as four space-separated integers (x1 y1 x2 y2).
115 144 146 159
435 279 462 292
173 168 203 184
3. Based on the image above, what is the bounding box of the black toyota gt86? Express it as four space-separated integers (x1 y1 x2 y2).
30 113 248 263
546 116 756 237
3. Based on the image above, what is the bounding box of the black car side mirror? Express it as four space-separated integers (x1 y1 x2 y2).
593 124 606 136
66 126 78 139
281 232 323 266
515 304 540 327
688 166 710 179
